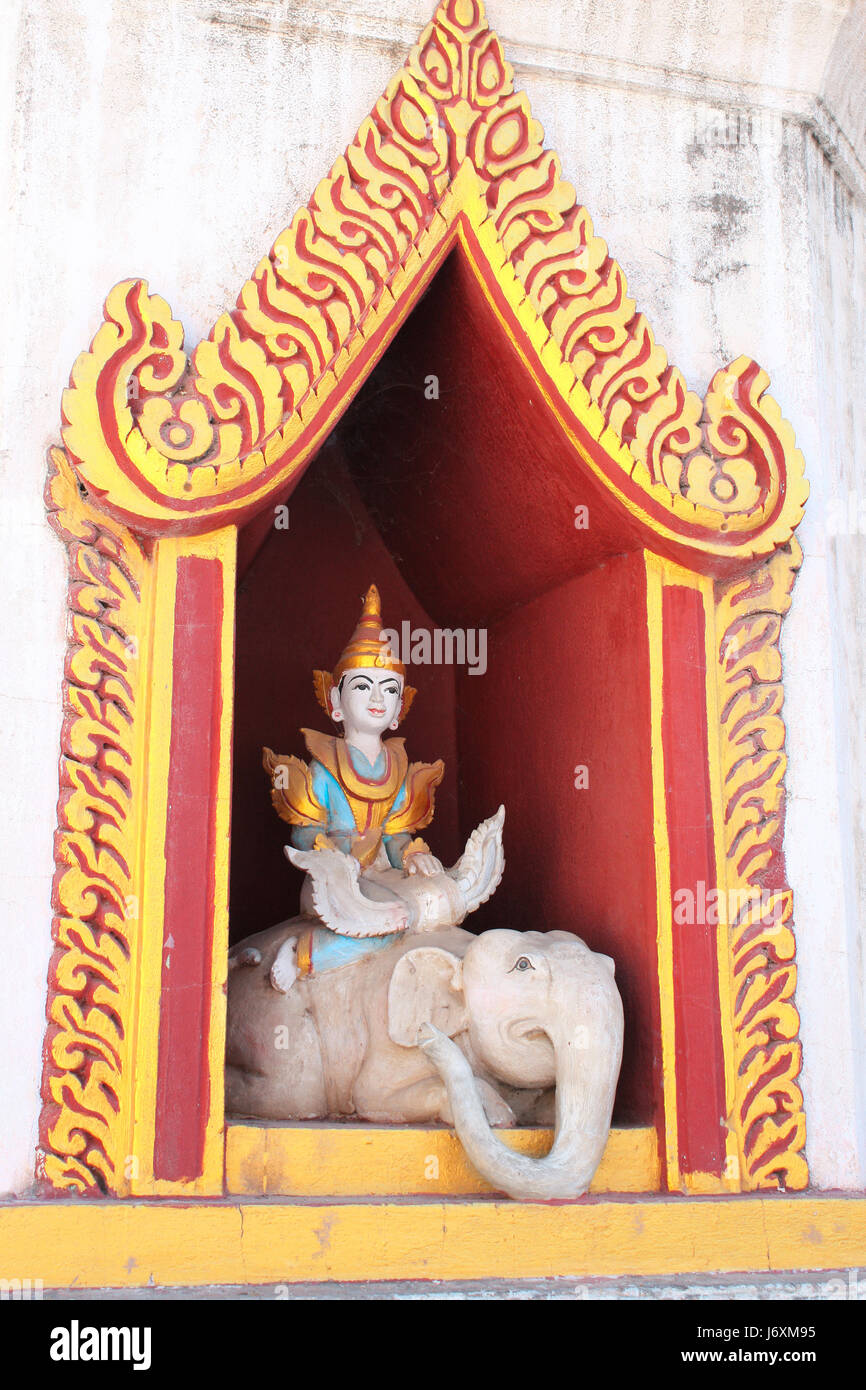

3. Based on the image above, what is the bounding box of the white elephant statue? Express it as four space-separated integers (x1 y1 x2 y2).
226 921 624 1202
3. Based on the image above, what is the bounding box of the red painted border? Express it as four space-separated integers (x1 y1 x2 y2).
661 584 727 1176
153 556 223 1181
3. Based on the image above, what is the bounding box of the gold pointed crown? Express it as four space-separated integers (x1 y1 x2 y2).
313 584 416 721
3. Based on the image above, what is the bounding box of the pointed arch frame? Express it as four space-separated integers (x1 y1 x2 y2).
40 0 807 1198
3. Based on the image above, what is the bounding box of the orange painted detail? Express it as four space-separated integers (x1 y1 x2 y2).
330 733 403 800
296 928 314 979
264 727 444 847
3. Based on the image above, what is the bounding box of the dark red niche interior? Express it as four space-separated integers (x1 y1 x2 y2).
337 248 646 626
229 242 661 1126
457 553 660 1125
230 441 460 945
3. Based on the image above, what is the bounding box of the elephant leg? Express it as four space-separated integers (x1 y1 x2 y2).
226 1060 328 1121
225 1006 328 1120
474 1079 517 1128
497 1084 555 1126
225 1063 273 1118
355 1073 515 1128
354 1074 453 1124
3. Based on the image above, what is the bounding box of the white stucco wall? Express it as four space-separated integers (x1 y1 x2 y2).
1 0 863 1196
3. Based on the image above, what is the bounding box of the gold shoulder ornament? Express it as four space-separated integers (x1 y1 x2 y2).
262 746 328 828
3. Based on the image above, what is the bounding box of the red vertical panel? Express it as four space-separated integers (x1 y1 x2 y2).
154 556 223 1181
662 585 726 1176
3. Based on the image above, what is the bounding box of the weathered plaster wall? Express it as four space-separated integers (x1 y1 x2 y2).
1 0 863 1195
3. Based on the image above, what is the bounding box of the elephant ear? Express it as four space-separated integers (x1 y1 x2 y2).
388 948 467 1048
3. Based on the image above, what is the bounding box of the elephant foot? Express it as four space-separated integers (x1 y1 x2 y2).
354 1074 452 1124
474 1078 517 1129
352 1073 511 1128
436 1078 515 1129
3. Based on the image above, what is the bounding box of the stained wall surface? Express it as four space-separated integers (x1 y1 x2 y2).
1 0 864 1194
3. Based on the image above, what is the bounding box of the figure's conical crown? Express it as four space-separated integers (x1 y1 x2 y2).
333 584 404 681
313 585 416 721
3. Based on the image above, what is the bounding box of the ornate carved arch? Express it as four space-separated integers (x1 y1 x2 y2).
41 0 807 1196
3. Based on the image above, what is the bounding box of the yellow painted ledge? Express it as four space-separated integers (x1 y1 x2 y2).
1 1195 865 1288
225 1123 659 1197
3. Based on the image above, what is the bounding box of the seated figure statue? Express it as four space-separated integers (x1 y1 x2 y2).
262 584 504 987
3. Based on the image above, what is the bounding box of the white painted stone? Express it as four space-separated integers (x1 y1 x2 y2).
1 0 864 1195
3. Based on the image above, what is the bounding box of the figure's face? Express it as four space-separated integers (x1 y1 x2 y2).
331 667 403 737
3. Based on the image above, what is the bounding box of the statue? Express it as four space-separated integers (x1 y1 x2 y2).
261 584 505 985
226 925 625 1202
226 583 625 1202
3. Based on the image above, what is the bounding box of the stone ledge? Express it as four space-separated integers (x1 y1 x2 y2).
37 1268 866 1300
1 1193 864 1288
224 1122 659 1196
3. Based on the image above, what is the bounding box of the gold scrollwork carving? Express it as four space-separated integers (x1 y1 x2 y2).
715 542 808 1190
58 0 805 560
38 447 145 1193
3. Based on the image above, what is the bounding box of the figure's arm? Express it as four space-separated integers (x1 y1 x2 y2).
382 831 443 876
291 824 320 851
401 840 444 876
384 832 411 869
290 824 352 854
302 761 356 855
383 773 444 875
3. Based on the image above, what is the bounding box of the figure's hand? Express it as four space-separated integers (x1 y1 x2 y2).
404 851 444 877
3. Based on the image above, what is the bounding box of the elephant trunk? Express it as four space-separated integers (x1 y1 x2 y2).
419 1002 623 1202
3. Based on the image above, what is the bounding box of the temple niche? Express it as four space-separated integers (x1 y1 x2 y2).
230 244 659 1132
33 0 863 1295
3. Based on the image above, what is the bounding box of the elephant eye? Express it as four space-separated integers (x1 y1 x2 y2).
512 956 534 972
